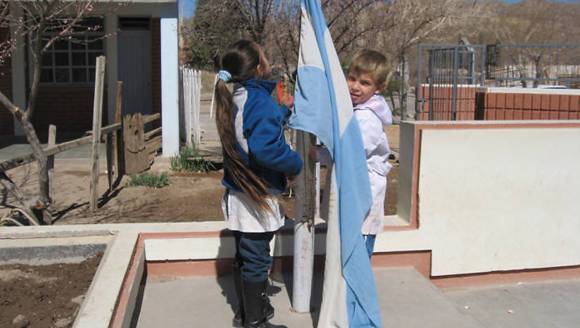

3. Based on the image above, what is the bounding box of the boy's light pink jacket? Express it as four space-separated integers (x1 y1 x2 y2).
353 94 392 176
319 94 392 234
354 94 393 235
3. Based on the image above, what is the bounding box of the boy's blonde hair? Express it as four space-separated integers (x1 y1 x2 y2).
348 49 389 87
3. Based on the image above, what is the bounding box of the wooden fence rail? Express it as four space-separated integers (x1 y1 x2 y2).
0 56 164 216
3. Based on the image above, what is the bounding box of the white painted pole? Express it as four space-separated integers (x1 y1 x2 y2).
292 131 316 313
209 73 218 119
161 17 180 157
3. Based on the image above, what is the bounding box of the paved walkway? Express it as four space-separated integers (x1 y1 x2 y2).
136 268 480 328
135 267 580 328
197 97 222 159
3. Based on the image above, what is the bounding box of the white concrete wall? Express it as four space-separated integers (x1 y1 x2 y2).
396 123 416 223
376 121 580 276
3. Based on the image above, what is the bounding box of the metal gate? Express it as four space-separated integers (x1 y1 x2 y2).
415 43 486 120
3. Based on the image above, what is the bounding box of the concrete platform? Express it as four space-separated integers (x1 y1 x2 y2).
135 268 482 328
445 279 580 328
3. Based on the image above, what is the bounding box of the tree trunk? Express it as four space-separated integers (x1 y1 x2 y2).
19 115 50 206
0 90 50 220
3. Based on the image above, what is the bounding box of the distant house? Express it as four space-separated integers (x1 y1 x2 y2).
0 0 180 156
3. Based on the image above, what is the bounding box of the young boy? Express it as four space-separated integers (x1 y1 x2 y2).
347 49 393 257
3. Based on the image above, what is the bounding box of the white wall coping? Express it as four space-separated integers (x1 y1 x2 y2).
405 120 580 127
481 87 580 95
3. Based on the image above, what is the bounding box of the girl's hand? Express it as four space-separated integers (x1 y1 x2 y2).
276 81 294 109
282 93 294 109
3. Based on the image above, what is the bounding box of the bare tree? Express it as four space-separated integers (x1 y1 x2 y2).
235 0 276 46
181 0 246 68
271 0 386 78
372 0 485 117
0 0 111 223
482 0 580 87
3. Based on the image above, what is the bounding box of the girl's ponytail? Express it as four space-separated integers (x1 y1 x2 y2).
214 77 272 213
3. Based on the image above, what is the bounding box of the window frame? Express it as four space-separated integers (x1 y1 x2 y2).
39 17 105 86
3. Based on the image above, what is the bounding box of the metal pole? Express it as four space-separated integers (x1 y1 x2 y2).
481 45 487 85
452 47 459 121
400 55 405 120
292 131 316 313
415 45 421 120
428 49 434 121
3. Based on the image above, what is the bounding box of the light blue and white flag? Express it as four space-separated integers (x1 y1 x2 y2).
289 0 382 327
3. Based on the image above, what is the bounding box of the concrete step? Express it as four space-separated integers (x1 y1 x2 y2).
135 267 483 328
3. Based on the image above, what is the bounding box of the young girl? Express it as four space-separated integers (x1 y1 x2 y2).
214 40 302 328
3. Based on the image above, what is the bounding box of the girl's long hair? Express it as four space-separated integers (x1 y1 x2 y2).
214 40 271 212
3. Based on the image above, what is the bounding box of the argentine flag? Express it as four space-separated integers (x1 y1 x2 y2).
289 0 383 327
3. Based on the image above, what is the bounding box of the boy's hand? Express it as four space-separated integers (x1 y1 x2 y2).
308 145 320 162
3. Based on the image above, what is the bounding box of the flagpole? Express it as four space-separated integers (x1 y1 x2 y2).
292 130 316 313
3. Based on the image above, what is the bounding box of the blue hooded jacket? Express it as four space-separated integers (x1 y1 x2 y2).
222 79 303 194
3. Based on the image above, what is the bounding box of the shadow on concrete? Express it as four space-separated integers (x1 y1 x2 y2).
215 229 291 326
215 229 238 325
271 226 324 327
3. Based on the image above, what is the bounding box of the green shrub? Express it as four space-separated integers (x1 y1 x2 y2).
129 172 169 188
170 146 216 172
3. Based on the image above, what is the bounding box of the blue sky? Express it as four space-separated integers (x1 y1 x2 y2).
179 0 197 18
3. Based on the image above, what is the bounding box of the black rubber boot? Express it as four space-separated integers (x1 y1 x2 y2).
232 261 244 327
242 280 283 328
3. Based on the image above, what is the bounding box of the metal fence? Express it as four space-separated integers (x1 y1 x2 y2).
415 43 486 120
415 43 580 121
486 44 580 89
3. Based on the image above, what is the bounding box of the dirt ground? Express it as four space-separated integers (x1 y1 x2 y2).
1 160 398 225
0 254 102 328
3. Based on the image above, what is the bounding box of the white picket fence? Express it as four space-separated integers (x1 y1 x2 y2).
181 67 202 147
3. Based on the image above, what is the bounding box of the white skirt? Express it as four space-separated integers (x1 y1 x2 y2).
221 190 285 233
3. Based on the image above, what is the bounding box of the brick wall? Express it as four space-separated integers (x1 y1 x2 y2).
417 85 478 121
0 28 14 136
33 86 106 139
417 85 580 121
476 91 580 120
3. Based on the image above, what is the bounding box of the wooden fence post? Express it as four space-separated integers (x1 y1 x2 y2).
113 81 124 182
90 56 106 211
292 130 316 313
106 133 113 193
47 125 56 201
